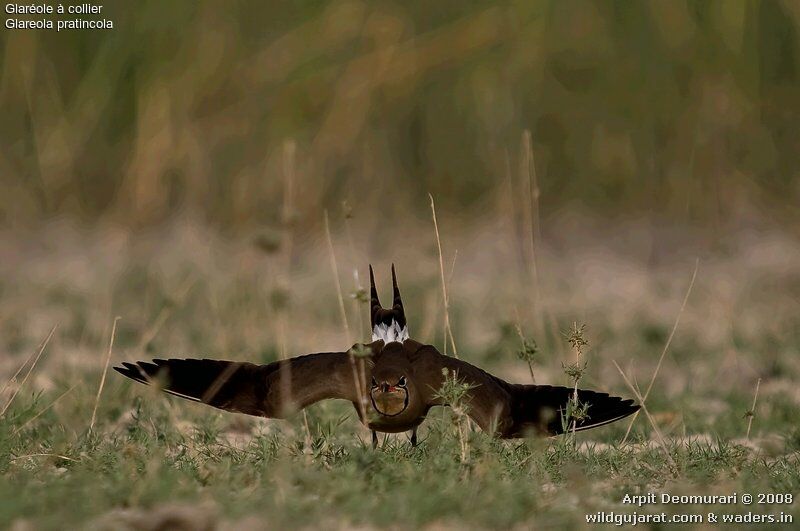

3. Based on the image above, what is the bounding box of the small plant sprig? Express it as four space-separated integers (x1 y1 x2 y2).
434 368 476 412
348 344 372 359
514 324 539 383
349 273 367 345
559 392 591 436
347 344 372 422
562 361 588 384
350 286 368 304
434 368 477 463
561 322 589 437
564 321 589 354
745 378 761 440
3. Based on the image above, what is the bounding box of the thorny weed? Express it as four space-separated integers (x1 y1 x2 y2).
561 322 590 442
434 368 478 463
514 324 539 383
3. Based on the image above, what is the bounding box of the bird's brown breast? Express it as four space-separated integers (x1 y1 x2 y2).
365 387 426 433
370 388 408 417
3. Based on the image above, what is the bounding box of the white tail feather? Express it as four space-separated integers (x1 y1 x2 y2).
372 319 408 343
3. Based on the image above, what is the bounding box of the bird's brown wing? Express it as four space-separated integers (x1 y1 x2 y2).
411 345 516 434
411 345 639 438
114 347 374 418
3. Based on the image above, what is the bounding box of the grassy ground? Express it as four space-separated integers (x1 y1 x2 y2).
1 217 799 529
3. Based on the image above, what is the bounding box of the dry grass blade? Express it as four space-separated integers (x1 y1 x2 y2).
746 378 761 440
278 140 312 450
10 453 78 462
90 316 120 431
429 193 458 358
281 139 296 273
136 276 196 353
622 259 698 443
13 384 77 436
520 130 541 312
324 210 368 424
345 347 369 425
0 334 51 399
445 250 459 357
0 355 34 401
324 210 351 344
351 268 366 341
201 362 241 404
613 360 676 469
342 202 366 340
1 325 57 418
523 130 542 249
447 250 458 287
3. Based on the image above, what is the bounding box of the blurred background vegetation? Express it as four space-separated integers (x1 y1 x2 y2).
1 0 799 231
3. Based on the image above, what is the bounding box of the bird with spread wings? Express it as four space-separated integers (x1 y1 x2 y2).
115 266 639 446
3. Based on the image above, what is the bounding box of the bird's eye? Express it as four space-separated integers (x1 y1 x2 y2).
397 376 407 387
371 377 378 388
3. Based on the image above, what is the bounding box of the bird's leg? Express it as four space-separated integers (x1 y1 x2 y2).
410 427 418 447
372 430 378 449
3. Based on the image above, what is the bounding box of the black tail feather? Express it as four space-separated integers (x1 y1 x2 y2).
369 264 382 329
114 358 269 416
507 384 639 437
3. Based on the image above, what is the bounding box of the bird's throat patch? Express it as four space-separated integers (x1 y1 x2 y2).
370 388 409 417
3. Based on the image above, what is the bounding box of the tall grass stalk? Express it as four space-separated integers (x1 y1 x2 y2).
613 360 676 469
0 326 56 400
342 201 366 341
280 140 296 274
90 316 120 431
324 210 351 344
13 384 77 436
745 378 761 440
429 193 458 358
276 140 311 449
622 259 698 443
324 210 368 427
520 130 541 316
136 275 196 354
1 325 57 418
